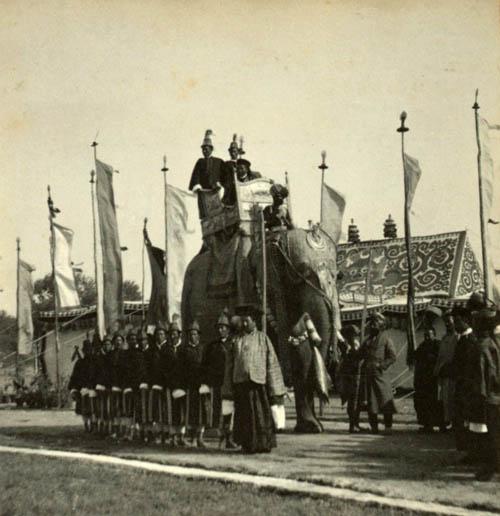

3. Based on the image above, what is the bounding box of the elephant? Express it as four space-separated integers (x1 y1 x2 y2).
181 225 342 433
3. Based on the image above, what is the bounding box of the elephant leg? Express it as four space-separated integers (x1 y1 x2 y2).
292 342 323 433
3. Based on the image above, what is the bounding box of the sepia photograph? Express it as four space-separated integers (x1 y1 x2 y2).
1 0 499 514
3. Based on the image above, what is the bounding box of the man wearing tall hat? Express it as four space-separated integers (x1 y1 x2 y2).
360 312 397 434
469 301 500 481
164 317 187 447
202 309 237 449
222 304 286 453
181 320 211 448
144 325 167 443
220 135 240 206
189 129 225 218
263 183 294 231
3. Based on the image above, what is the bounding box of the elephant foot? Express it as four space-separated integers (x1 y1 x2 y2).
294 420 323 434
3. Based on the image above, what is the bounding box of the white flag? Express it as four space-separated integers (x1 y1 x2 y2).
166 185 202 319
17 260 35 354
481 118 500 302
52 223 80 308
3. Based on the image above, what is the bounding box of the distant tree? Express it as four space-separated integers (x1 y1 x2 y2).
123 279 142 301
33 272 141 311
0 310 17 357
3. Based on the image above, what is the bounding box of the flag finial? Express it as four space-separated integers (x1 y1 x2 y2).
318 151 328 171
161 155 169 173
397 112 409 133
90 170 95 184
473 89 480 111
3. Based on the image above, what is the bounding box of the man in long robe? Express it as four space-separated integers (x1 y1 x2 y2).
434 312 457 432
222 304 285 453
360 312 397 434
452 308 476 451
339 324 365 433
414 327 441 433
469 304 500 481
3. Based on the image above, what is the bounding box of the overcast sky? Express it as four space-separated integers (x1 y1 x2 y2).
1 0 499 315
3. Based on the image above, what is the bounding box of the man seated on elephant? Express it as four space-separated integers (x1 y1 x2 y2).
221 158 262 206
263 183 294 231
360 312 397 435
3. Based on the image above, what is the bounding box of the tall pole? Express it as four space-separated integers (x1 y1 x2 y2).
162 156 170 322
398 112 417 365
47 186 62 408
360 248 373 344
260 209 267 334
89 167 103 340
318 150 328 223
285 171 294 222
15 237 20 382
473 89 490 300
141 217 147 324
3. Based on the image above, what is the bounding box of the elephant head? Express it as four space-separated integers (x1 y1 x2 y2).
251 226 341 384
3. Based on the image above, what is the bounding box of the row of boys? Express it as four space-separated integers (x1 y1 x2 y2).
69 311 237 448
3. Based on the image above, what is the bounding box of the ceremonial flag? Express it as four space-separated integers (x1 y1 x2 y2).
403 153 422 210
17 260 35 355
52 223 80 308
144 228 167 328
321 183 346 243
95 159 123 332
402 152 421 366
480 118 500 302
166 185 201 320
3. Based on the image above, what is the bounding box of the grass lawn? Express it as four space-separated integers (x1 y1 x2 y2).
0 453 421 516
0 398 498 514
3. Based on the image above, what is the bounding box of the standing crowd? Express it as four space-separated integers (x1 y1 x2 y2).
412 294 500 481
69 304 285 454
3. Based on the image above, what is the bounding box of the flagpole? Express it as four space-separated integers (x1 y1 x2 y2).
360 248 373 344
285 171 294 222
318 151 328 222
162 156 170 322
398 112 417 366
15 237 20 383
260 209 267 334
47 186 62 408
141 217 147 324
473 90 490 299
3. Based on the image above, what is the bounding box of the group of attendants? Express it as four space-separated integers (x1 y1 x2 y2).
69 304 286 454
188 129 294 230
412 292 500 481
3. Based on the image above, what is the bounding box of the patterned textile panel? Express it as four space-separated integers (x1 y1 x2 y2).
337 231 482 299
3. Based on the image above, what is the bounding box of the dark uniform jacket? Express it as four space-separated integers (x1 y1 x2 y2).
131 348 148 388
189 157 224 191
181 343 206 390
163 342 186 390
144 343 164 388
203 338 232 388
68 355 96 391
114 349 136 389
452 330 476 415
94 351 114 389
